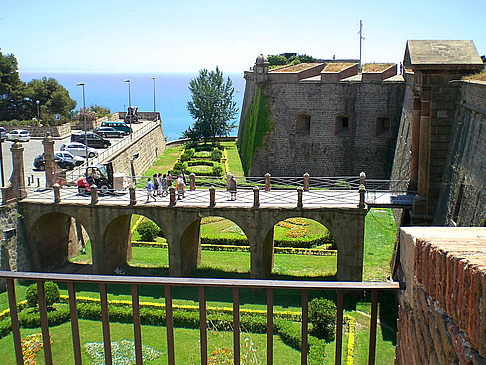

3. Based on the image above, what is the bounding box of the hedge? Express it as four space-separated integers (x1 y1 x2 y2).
131 241 337 256
200 234 333 248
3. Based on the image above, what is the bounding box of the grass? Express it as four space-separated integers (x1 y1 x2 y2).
270 63 318 73
144 145 184 177
463 65 486 82
0 319 300 364
362 63 394 72
221 141 245 177
324 63 356 72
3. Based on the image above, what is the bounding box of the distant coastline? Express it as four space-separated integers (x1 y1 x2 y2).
19 72 245 141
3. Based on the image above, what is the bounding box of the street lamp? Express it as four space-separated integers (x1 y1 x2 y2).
150 76 156 114
36 100 40 125
124 79 133 138
76 83 88 165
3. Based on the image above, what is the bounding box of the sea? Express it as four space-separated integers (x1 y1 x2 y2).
19 72 246 141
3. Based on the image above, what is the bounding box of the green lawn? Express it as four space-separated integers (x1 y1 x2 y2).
144 145 184 178
0 319 300 364
221 141 245 177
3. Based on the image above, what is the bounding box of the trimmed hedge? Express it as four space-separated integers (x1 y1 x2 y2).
200 234 333 248
187 160 215 167
26 281 60 308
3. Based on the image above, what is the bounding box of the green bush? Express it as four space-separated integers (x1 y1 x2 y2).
213 164 223 176
19 306 70 328
187 160 214 167
180 148 195 162
308 298 336 342
137 220 160 242
211 148 223 161
26 281 60 308
200 234 333 248
184 140 198 149
171 161 188 175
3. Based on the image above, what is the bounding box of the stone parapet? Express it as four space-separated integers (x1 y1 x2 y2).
1 124 71 138
397 227 486 363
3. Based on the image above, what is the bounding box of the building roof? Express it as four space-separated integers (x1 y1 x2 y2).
404 40 483 69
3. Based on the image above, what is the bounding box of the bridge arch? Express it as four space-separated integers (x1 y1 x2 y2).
27 212 93 272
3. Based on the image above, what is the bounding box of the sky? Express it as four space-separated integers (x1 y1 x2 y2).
1 0 485 73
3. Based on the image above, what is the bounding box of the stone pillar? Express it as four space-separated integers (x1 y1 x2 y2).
189 173 196 191
43 133 56 188
418 99 431 197
179 219 201 276
53 183 61 204
297 187 303 208
303 173 310 191
102 214 132 273
209 186 216 207
265 173 271 192
169 186 176 206
1 142 27 204
90 185 98 205
250 224 274 279
335 211 366 281
358 184 365 209
410 94 421 182
129 185 136 205
253 187 260 208
359 171 366 188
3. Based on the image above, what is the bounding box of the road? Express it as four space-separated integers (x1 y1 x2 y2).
0 120 151 188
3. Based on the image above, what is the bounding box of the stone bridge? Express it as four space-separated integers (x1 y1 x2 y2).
19 199 366 281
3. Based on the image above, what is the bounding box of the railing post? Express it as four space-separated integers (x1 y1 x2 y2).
303 173 310 192
129 185 136 205
253 187 260 208
360 171 366 188
169 186 176 206
189 173 196 191
359 183 366 209
265 173 271 192
209 186 216 207
297 186 303 208
53 183 61 204
90 184 98 205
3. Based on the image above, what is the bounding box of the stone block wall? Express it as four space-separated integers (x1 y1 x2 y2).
243 78 405 178
2 124 71 138
107 122 165 176
434 81 486 227
396 227 486 364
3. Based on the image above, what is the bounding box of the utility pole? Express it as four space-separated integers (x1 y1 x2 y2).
359 20 365 66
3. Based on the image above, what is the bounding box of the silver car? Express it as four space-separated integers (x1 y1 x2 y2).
60 142 98 158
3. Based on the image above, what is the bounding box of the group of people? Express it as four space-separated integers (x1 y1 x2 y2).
146 169 187 202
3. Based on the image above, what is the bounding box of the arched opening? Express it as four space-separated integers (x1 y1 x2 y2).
30 212 93 273
194 216 251 277
271 217 336 279
125 214 169 276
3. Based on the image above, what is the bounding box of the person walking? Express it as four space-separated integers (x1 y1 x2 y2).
177 174 186 200
161 173 167 197
152 173 159 195
229 175 237 200
181 169 187 184
157 173 163 196
146 177 156 202
167 171 172 187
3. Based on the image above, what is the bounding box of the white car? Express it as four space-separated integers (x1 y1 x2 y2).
55 151 85 166
7 129 31 142
60 142 98 158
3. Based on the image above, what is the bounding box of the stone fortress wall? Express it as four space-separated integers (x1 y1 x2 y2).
239 60 405 179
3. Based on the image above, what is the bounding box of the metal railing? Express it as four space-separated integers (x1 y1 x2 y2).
66 121 160 181
0 271 399 365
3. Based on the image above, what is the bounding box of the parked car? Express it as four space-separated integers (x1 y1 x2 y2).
60 142 98 158
71 132 111 148
93 126 124 138
55 151 85 166
33 153 75 171
0 127 6 142
100 121 131 135
7 129 31 142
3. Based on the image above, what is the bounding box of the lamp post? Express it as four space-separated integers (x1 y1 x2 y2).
76 83 88 165
124 79 132 138
150 76 156 114
36 100 40 125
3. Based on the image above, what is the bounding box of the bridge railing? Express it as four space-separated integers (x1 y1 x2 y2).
0 270 399 365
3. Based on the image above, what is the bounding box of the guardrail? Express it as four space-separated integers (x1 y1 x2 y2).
0 270 400 365
66 121 160 181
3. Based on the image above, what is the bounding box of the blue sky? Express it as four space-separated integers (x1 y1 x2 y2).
1 0 485 73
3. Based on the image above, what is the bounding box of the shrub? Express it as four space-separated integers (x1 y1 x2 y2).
308 298 336 342
26 282 60 308
184 140 198 149
213 164 223 176
187 160 214 167
171 161 188 175
211 148 223 161
137 220 159 242
180 148 195 162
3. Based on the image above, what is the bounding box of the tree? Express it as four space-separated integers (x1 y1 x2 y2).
184 67 237 142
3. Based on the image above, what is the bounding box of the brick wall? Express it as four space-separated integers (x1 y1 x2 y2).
396 227 486 364
434 81 486 227
244 78 405 178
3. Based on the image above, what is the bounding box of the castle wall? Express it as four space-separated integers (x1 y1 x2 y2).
244 78 405 178
434 80 486 226
396 227 486 363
